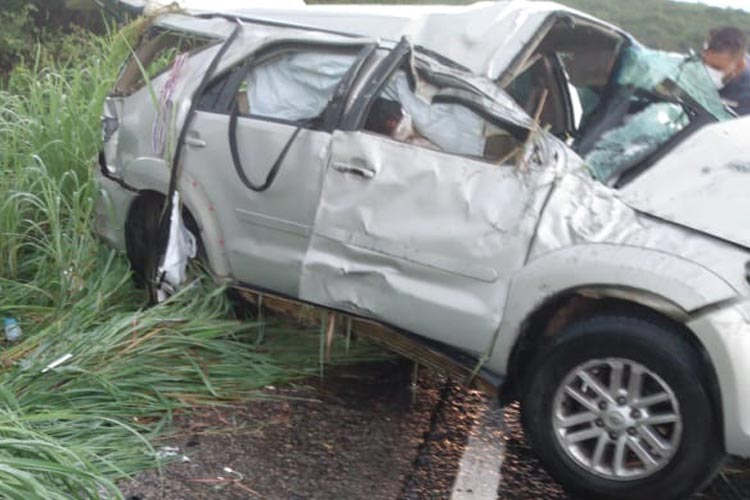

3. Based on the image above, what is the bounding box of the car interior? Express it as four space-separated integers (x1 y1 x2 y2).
362 69 526 165
499 15 714 183
197 46 363 131
204 50 529 166
502 15 625 145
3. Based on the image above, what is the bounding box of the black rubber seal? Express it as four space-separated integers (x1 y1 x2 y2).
228 104 303 193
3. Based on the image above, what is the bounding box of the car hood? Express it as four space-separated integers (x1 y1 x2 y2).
620 116 750 249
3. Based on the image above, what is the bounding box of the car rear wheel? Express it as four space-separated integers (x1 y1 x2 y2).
521 312 724 500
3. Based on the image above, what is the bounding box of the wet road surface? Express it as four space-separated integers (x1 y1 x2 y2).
123 360 750 500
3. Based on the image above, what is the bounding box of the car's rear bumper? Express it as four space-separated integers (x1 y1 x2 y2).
688 299 750 457
94 168 137 252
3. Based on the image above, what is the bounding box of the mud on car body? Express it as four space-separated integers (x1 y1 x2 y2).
95 4 750 500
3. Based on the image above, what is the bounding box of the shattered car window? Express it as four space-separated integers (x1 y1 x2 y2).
585 45 732 183
585 103 689 181
616 46 733 121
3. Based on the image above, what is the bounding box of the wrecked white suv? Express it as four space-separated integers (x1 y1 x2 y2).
95 6 750 500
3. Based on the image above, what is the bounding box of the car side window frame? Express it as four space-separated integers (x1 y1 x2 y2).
341 40 533 166
114 26 220 97
196 40 377 132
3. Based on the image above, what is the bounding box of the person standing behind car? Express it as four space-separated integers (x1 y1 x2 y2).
703 26 750 116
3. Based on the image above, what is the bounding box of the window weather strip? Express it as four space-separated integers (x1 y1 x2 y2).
228 104 303 193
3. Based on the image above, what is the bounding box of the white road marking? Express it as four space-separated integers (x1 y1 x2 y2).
450 400 505 499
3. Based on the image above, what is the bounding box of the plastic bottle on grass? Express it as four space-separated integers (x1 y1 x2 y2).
3 318 22 343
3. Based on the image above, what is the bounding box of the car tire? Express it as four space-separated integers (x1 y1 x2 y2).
521 312 725 500
125 193 204 305
125 193 164 304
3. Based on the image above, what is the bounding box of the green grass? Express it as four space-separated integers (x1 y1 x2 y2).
0 22 385 499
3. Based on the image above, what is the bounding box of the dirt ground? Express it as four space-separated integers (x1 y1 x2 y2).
121 360 750 500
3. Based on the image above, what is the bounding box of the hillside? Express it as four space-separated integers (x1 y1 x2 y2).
554 0 750 51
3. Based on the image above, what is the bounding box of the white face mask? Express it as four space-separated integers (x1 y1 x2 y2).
704 64 726 90
392 111 415 141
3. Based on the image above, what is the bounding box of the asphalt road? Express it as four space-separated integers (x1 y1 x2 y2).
123 360 750 500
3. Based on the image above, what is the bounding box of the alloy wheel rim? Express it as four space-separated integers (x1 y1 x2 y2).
552 357 682 481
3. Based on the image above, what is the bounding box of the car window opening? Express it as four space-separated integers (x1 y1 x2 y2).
505 15 734 185
114 27 216 96
241 50 359 124
505 16 624 140
363 70 525 165
581 46 732 183
199 47 361 127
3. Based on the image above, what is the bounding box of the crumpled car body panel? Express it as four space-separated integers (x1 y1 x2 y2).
620 116 750 249
300 130 557 354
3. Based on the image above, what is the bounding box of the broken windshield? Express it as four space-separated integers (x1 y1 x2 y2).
585 45 732 184
616 46 732 121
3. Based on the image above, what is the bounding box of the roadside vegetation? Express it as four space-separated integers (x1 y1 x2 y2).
0 0 106 76
0 20 383 499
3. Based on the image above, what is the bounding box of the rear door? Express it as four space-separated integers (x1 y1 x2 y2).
301 47 554 355
182 41 374 296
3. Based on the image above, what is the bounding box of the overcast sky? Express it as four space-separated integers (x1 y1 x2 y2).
676 0 750 11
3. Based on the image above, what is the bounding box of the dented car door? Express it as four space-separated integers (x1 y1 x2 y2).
181 41 373 296
301 46 557 355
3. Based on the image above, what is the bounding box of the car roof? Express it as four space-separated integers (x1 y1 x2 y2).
195 1 627 80
143 10 536 140
109 1 626 80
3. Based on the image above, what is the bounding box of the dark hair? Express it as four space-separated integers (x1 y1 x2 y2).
707 26 749 55
364 98 403 135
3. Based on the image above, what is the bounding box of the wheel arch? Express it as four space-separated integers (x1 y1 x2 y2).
122 159 232 279
489 245 735 441
518 303 727 499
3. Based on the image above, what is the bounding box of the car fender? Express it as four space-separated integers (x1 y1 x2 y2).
486 243 738 374
122 158 232 279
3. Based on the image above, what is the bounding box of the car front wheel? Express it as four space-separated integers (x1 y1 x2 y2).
521 312 724 500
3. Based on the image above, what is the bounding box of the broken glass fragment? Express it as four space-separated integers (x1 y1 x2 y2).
586 102 689 182
616 46 733 121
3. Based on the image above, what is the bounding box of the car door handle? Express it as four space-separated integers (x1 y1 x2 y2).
185 132 206 149
332 161 376 179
